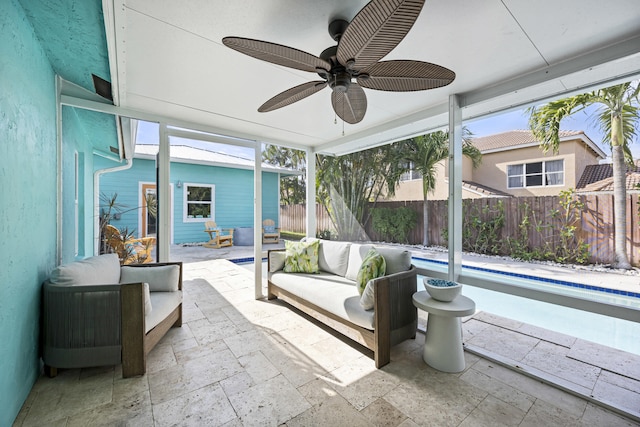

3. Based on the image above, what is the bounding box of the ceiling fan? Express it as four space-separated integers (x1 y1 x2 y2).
222 0 455 124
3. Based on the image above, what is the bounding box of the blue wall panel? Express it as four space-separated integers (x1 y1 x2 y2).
0 2 57 424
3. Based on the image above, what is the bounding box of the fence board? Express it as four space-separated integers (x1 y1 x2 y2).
281 193 640 265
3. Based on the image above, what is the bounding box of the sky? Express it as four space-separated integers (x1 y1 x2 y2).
136 103 639 161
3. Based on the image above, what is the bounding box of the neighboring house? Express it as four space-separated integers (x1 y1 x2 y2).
387 130 607 201
98 144 299 244
576 163 640 194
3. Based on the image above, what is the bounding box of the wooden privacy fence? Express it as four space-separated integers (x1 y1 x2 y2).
280 194 640 266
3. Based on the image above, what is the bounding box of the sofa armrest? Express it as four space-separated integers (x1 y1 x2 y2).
42 281 128 368
372 266 418 334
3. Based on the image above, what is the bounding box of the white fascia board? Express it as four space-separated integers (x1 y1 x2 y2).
133 153 302 176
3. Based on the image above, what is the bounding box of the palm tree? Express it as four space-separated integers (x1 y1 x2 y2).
528 82 640 269
399 130 482 246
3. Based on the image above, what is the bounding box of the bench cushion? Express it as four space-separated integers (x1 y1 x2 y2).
270 271 374 330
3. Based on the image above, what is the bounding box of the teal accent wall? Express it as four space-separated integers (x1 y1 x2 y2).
0 1 58 425
61 107 99 262
97 158 280 244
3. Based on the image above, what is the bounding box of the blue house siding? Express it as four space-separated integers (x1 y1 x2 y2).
97 157 281 244
0 2 58 424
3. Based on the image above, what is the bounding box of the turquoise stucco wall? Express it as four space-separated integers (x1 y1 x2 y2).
61 106 99 262
0 1 58 425
97 157 280 244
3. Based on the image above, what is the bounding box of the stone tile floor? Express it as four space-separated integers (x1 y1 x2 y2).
14 260 640 426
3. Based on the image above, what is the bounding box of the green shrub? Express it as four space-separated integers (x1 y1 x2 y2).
371 207 417 244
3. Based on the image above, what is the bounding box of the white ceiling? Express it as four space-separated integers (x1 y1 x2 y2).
105 0 640 155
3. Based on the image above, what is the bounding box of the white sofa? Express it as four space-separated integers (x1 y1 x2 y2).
268 239 417 367
42 254 182 378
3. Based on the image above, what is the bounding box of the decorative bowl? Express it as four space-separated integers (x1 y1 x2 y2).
423 278 462 302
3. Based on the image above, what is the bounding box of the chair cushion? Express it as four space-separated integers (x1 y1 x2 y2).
120 264 180 292
49 254 121 286
356 248 386 296
283 240 319 273
146 291 182 333
264 225 277 234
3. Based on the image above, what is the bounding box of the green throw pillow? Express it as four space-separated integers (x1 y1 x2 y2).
283 240 320 273
356 248 386 296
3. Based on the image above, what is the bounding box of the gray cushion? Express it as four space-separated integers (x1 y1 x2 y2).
305 238 351 276
345 244 374 281
49 254 121 286
120 264 180 292
269 251 286 272
374 246 412 275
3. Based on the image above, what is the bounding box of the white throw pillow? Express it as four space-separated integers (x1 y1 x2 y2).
120 264 180 292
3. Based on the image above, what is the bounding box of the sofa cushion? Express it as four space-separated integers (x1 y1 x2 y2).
345 244 374 281
360 280 376 311
305 238 351 276
49 253 121 286
120 264 180 292
269 271 374 330
374 247 412 275
146 291 182 333
356 248 386 296
283 240 320 273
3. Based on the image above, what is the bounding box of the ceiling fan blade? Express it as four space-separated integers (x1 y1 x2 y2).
223 37 331 73
332 84 367 124
337 0 425 71
259 81 328 112
358 60 455 91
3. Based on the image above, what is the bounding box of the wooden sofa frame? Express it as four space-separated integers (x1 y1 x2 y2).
267 250 417 368
42 262 183 378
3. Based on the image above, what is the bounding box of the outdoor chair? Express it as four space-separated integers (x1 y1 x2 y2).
204 220 234 248
262 219 280 244
103 224 155 264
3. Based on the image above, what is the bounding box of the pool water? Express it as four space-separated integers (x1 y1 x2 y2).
413 258 640 355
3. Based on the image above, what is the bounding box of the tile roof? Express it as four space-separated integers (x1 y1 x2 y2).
576 163 640 190
462 181 512 197
577 172 640 193
472 130 585 152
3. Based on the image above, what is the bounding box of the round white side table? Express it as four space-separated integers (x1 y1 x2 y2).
412 291 476 373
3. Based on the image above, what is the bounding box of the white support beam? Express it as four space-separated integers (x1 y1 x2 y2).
158 123 171 262
448 95 463 282
306 148 316 238
254 143 264 300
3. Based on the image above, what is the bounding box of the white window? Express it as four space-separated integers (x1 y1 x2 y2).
183 183 214 222
507 159 564 188
400 161 422 181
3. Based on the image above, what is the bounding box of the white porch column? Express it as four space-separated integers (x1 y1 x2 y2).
158 122 171 262
305 147 316 238
254 143 263 299
448 95 462 282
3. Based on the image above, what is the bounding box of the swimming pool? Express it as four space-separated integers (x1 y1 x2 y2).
413 257 640 355
235 257 640 355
